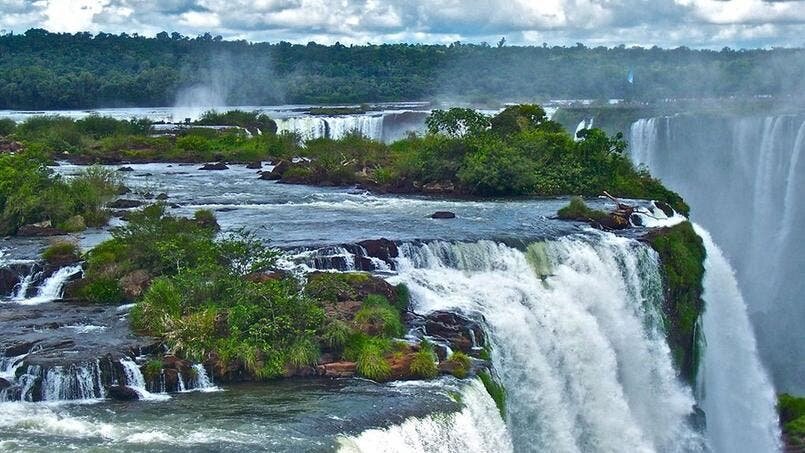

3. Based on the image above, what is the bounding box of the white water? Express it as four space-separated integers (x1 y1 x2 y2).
392 237 703 453
191 364 219 392
275 115 384 141
16 265 83 305
628 114 805 392
42 361 105 401
119 359 170 401
694 225 781 453
338 379 512 453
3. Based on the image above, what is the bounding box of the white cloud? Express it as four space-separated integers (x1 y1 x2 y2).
2 0 804 48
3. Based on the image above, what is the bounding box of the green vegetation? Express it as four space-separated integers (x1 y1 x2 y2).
408 341 438 379
1 30 803 108
478 371 506 418
142 359 163 380
779 394 805 448
557 197 610 223
647 221 706 383
195 110 278 135
444 351 472 379
0 150 122 235
353 295 404 338
0 118 15 136
42 241 80 264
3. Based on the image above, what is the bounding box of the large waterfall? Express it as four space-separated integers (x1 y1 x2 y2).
274 111 427 142
629 114 805 393
390 236 705 452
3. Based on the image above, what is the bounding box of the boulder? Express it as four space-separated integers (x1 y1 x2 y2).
320 361 357 378
655 201 675 218
0 377 11 391
259 160 289 180
119 270 151 299
107 385 139 401
245 161 262 169
430 211 456 219
155 193 169 200
5 341 38 357
107 199 143 209
357 238 398 262
117 186 132 195
17 221 64 237
117 166 134 172
199 162 228 170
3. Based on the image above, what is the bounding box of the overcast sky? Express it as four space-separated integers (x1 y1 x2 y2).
1 0 804 48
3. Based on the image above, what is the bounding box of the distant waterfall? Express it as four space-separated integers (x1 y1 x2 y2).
629 113 805 392
694 225 781 453
392 237 704 452
275 115 384 141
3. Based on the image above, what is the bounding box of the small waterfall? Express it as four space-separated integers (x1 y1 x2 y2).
11 268 40 300
177 372 187 392
573 117 594 141
17 265 82 305
628 113 805 392
338 379 512 453
191 364 218 392
394 237 704 452
275 114 385 141
41 361 105 401
694 225 781 453
120 358 169 401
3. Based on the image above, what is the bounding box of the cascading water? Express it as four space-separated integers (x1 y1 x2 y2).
693 225 781 453
191 364 219 392
392 237 704 452
17 265 83 305
629 113 805 392
338 379 512 453
120 358 169 401
275 115 385 141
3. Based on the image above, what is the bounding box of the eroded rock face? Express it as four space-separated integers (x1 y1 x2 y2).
357 238 398 262
107 385 139 401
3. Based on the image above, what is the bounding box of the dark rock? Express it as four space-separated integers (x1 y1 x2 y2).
414 311 486 355
107 199 143 209
135 173 153 177
0 377 11 391
259 160 289 180
117 186 132 195
162 368 179 391
630 213 643 227
141 192 154 199
17 221 64 237
215 207 237 212
430 211 456 219
168 203 181 209
357 238 399 262
107 385 139 401
117 166 134 172
155 193 169 200
199 162 229 170
655 201 675 218
245 161 262 169
4 341 38 357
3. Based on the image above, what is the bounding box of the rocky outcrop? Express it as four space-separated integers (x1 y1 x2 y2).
199 162 229 170
107 385 139 401
17 221 64 237
409 311 487 357
259 160 289 180
108 199 144 209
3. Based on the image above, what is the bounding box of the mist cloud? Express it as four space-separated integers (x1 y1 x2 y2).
1 0 804 48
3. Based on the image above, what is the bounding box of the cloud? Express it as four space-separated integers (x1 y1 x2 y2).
1 0 804 48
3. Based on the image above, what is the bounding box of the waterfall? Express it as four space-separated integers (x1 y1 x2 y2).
41 361 105 401
191 364 218 392
628 113 805 392
275 115 385 141
119 358 169 401
338 379 512 453
694 225 781 453
17 265 82 305
393 237 703 452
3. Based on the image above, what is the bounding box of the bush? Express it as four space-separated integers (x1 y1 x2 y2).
780 394 805 447
287 337 320 368
557 196 610 222
142 359 163 380
79 277 124 304
355 341 391 381
354 295 403 338
408 342 438 379
444 351 472 378
42 241 80 264
322 319 352 350
0 118 15 136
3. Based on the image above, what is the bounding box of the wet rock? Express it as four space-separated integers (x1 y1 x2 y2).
413 311 486 356
107 385 139 401
107 199 143 209
0 377 11 391
430 211 456 219
245 161 262 169
162 368 179 391
135 173 153 177
119 270 150 300
260 160 289 180
199 162 228 170
215 207 237 212
320 361 356 378
17 221 64 237
630 213 644 227
141 192 154 199
155 193 169 201
117 186 132 195
117 166 134 172
357 238 398 262
4 341 37 357
655 201 675 218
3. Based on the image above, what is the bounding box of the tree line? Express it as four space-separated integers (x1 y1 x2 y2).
1 29 803 109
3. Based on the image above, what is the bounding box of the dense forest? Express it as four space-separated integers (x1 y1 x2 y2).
1 29 803 109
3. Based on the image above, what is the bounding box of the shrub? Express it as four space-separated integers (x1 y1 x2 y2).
322 319 352 350
355 342 391 381
142 359 163 380
780 394 805 446
0 118 15 136
79 277 124 304
42 241 80 264
132 278 183 333
408 341 438 379
478 371 507 417
444 351 472 378
60 215 86 232
354 295 403 338
287 337 320 368
557 196 609 222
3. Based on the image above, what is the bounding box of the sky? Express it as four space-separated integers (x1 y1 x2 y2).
1 0 804 49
